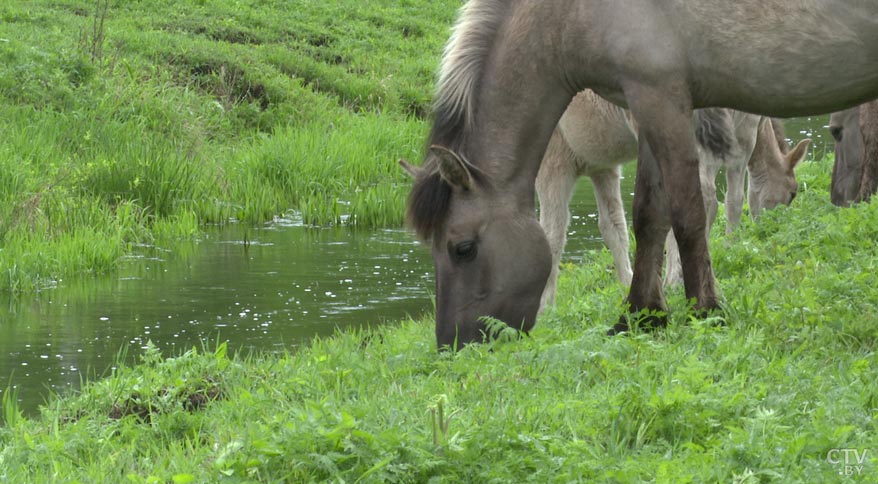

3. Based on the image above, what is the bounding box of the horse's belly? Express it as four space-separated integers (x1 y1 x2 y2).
673 0 878 115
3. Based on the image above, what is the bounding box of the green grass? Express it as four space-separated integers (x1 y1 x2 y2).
1 161 877 482
0 0 458 292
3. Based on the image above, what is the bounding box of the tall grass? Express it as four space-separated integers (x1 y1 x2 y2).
234 115 425 226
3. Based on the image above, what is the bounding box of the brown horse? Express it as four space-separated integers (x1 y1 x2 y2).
406 0 878 349
830 100 878 206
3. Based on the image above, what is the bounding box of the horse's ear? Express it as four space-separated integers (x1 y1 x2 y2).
398 159 420 179
430 145 474 191
786 138 811 170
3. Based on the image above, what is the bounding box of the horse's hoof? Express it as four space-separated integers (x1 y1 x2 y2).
608 311 667 335
607 320 629 336
692 303 727 326
639 312 668 331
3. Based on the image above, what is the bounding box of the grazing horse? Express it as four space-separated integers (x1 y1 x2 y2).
830 100 878 206
536 90 810 308
405 0 878 349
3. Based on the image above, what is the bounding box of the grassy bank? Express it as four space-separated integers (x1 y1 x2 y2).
1 161 876 482
0 0 460 292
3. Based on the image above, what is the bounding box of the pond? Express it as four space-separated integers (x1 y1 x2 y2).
0 116 827 416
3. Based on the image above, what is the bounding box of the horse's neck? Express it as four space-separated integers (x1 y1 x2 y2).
452 2 580 197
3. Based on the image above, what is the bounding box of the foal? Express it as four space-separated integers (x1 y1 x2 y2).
537 91 810 308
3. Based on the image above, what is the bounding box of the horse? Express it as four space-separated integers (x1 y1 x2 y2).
536 90 810 309
830 100 878 206
405 0 878 349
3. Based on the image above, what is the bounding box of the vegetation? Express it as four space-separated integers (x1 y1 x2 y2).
3 0 877 482
1 161 877 482
0 0 460 292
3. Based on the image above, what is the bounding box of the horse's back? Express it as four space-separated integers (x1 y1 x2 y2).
581 0 878 115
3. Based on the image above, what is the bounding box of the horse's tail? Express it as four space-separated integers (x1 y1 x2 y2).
694 108 735 160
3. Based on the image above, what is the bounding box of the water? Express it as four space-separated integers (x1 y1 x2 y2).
0 215 440 415
785 115 832 160
0 117 826 415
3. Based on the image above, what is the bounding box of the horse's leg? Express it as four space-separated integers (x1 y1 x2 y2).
699 155 720 232
665 154 719 287
609 131 670 334
724 164 745 232
615 85 719 333
536 130 579 311
857 101 878 203
592 166 633 286
663 230 682 287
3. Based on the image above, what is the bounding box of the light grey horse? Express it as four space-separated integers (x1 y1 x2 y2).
536 90 810 309
830 100 878 206
406 0 878 348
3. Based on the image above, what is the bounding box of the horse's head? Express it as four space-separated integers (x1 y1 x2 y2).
829 107 864 206
748 120 811 217
402 146 552 350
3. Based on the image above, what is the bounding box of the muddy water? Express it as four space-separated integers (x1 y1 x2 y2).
0 117 825 415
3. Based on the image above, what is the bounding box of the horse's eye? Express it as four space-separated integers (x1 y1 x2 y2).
450 240 477 262
830 126 843 142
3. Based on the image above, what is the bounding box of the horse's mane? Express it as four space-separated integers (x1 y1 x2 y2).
406 169 453 242
430 0 510 151
407 0 509 241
